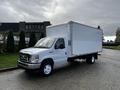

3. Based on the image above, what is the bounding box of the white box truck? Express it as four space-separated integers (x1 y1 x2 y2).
18 21 103 76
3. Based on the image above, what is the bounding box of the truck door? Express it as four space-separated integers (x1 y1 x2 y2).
53 38 68 67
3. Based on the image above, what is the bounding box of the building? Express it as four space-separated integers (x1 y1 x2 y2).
0 21 51 44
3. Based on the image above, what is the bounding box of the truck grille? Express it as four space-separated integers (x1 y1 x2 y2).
19 53 31 63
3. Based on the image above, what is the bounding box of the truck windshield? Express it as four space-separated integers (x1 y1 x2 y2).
34 37 56 48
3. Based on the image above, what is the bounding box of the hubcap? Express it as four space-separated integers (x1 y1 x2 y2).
92 57 95 62
44 64 52 75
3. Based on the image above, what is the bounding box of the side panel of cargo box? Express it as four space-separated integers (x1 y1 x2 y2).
70 22 102 56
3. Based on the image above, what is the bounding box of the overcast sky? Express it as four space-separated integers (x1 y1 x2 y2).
0 0 120 36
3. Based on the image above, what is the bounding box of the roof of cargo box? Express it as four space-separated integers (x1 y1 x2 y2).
47 21 101 30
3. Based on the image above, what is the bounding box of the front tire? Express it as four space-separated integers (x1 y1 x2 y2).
40 61 53 76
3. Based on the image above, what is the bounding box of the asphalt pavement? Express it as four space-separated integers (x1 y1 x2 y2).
0 49 120 90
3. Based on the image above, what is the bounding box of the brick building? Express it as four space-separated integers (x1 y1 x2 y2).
0 21 51 44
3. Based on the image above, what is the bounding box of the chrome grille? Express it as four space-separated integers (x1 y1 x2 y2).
19 53 30 63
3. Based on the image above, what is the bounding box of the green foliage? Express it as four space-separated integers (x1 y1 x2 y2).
18 31 26 50
115 27 120 44
6 31 15 53
0 43 6 53
29 33 37 47
0 53 18 69
103 45 120 50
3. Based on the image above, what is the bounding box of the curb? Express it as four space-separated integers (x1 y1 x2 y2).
0 67 19 72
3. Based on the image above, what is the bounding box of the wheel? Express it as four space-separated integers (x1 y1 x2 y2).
40 61 53 76
86 56 95 64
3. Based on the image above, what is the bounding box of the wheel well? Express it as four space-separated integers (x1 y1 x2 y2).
41 58 54 66
85 53 98 59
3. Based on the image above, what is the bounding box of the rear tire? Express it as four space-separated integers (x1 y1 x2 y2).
86 56 95 64
40 61 53 76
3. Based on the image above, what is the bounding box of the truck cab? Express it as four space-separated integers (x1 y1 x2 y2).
18 37 68 76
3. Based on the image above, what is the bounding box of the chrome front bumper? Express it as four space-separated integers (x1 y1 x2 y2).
18 60 41 70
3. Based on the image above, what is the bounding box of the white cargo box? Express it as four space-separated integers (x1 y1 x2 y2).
46 21 102 57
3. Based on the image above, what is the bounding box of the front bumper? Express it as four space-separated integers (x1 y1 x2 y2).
17 60 41 70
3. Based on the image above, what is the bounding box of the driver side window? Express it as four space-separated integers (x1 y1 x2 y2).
55 38 65 49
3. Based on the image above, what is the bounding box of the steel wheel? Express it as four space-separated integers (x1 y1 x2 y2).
86 56 95 64
40 61 53 76
43 64 52 75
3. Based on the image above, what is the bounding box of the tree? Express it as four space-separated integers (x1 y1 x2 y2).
6 31 15 53
115 27 120 44
18 31 26 50
29 33 37 47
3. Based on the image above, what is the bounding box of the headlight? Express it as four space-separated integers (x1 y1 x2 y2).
30 55 39 63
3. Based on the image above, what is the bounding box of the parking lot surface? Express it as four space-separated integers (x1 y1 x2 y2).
0 49 120 90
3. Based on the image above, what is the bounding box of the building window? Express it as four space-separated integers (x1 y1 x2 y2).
35 25 36 28
38 25 40 29
41 25 44 29
32 25 34 28
34 25 36 28
29 25 31 29
26 25 28 29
